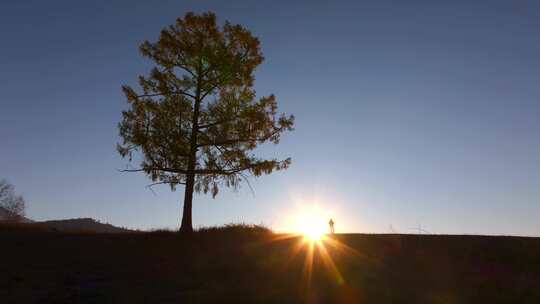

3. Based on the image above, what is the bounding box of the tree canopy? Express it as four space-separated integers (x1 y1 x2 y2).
0 179 26 221
118 12 294 232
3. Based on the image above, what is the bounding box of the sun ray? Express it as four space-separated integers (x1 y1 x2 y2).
281 235 353 294
323 236 362 257
268 202 363 298
301 241 315 288
316 241 345 285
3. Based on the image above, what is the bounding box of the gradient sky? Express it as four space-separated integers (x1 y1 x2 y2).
1 0 540 235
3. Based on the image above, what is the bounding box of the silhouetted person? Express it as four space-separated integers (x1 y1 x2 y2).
329 218 335 234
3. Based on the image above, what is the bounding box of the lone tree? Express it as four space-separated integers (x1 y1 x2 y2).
0 179 26 221
118 12 294 232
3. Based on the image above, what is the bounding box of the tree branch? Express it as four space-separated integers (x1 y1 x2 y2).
198 118 235 129
196 126 285 148
120 165 261 176
240 172 256 197
118 168 145 173
137 90 196 100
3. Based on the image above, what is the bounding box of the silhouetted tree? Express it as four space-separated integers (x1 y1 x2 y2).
118 12 294 232
0 179 26 221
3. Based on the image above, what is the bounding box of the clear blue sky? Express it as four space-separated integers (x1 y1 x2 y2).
1 0 539 235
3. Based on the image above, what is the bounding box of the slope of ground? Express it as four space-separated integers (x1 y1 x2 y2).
1 226 539 303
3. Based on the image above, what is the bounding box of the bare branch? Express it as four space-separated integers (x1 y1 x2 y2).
240 172 256 197
118 168 146 173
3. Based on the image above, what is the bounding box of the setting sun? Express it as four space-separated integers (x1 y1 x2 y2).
302 227 325 242
298 215 327 242
287 204 331 242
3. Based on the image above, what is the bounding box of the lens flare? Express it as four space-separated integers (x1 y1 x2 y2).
288 204 329 242
266 200 361 300
299 218 326 242
304 230 324 242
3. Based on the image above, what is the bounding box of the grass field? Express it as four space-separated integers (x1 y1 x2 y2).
1 224 539 303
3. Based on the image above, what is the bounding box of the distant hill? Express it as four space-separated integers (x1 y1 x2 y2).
35 218 132 233
0 212 131 233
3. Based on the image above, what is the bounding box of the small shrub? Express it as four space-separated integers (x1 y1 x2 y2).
196 222 272 234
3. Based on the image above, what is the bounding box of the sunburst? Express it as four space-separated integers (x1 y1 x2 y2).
267 205 360 298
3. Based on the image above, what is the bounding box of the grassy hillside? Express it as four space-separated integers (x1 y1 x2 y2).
1 225 539 303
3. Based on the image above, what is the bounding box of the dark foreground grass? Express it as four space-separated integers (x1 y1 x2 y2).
1 224 540 303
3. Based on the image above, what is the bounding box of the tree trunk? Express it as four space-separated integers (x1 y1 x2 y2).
179 68 202 233
179 127 198 233
180 172 194 233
